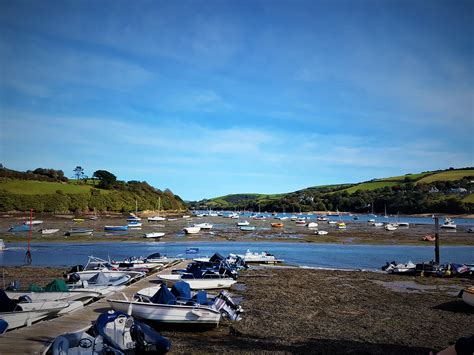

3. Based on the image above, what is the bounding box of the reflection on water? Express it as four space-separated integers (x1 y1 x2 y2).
1 241 473 270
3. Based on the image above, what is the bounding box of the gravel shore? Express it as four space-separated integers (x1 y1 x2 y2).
1 266 472 354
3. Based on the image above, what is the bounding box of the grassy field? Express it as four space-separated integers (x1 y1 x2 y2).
341 181 399 194
462 194 474 203
0 180 95 195
377 172 433 182
417 169 474 183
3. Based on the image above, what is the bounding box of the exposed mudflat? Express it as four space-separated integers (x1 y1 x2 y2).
2 266 472 354
1 213 473 245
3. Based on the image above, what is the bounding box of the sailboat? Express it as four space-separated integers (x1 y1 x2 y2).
148 197 166 222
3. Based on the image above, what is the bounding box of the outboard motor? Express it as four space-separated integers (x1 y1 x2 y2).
212 291 243 321
132 320 171 353
66 272 81 284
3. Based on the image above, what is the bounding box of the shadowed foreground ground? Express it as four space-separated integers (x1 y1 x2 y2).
1 266 472 354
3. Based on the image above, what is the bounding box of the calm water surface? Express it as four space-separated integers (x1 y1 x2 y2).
1 241 472 270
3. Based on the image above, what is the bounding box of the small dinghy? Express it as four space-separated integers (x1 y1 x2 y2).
143 232 165 239
459 286 474 307
0 290 69 330
184 226 201 234
41 228 60 235
49 310 171 354
382 261 416 275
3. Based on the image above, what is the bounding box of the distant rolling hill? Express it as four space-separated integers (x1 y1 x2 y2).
190 168 474 214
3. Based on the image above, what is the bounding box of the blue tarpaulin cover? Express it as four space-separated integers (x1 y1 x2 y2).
150 284 177 305
171 281 191 301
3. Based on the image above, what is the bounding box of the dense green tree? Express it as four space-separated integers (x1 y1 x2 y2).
93 170 117 189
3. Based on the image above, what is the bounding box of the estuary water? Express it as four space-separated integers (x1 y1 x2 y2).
1 241 473 270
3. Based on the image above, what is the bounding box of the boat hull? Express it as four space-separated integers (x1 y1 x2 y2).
107 300 220 326
158 275 237 290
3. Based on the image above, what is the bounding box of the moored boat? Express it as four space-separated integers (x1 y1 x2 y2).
384 223 398 231
193 222 213 229
41 228 60 235
65 228 93 237
236 220 250 226
104 225 129 232
440 217 457 229
144 232 165 239
271 223 284 228
240 226 256 231
157 274 237 290
316 230 328 235
239 249 283 264
23 220 43 225
184 226 201 234
460 286 474 307
307 222 318 228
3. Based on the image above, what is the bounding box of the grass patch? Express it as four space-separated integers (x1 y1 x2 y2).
377 172 432 182
342 181 399 194
417 169 474 183
462 194 474 203
0 180 94 195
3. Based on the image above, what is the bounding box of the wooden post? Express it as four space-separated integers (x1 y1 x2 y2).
434 216 440 263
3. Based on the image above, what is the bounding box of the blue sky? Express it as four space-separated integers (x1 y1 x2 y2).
0 0 473 201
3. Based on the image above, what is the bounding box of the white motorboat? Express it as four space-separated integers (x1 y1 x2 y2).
440 217 457 229
371 222 384 227
328 220 337 225
367 219 375 223
0 290 69 330
48 310 171 354
193 222 213 229
184 226 201 234
383 261 416 274
143 232 165 239
385 223 398 231
238 249 283 264
182 215 191 219
307 222 318 228
316 230 328 235
6 290 101 305
108 282 242 326
396 222 410 227
41 228 60 235
460 286 474 307
157 274 237 290
236 220 250 226
23 220 43 225
148 216 166 221
65 256 145 283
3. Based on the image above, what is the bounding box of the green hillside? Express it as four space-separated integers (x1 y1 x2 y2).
192 168 474 214
0 180 99 195
0 167 186 213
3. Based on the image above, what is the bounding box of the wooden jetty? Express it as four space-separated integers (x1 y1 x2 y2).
0 260 187 354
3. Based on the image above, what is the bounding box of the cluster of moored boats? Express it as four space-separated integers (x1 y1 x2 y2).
0 248 283 353
381 260 474 307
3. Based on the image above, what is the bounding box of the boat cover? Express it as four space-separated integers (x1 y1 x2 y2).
0 319 8 334
88 272 111 285
0 290 21 312
146 252 162 259
209 253 225 263
191 290 210 305
45 279 69 292
150 284 176 305
28 284 44 292
171 281 191 301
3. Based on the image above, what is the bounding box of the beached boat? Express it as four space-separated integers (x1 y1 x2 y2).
422 234 436 242
8 224 30 232
41 228 60 235
49 310 171 354
317 217 328 222
307 222 318 228
316 230 328 235
0 290 69 330
237 220 250 226
440 217 457 229
336 222 346 230
148 215 166 221
23 220 43 225
144 232 165 239
271 223 284 228
295 219 307 225
72 218 84 223
382 261 416 274
385 223 398 231
184 226 201 234
104 225 129 232
65 228 93 237
108 282 242 326
157 274 237 290
144 252 182 265
460 286 474 307
239 249 282 264
193 222 213 229
240 226 256 231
